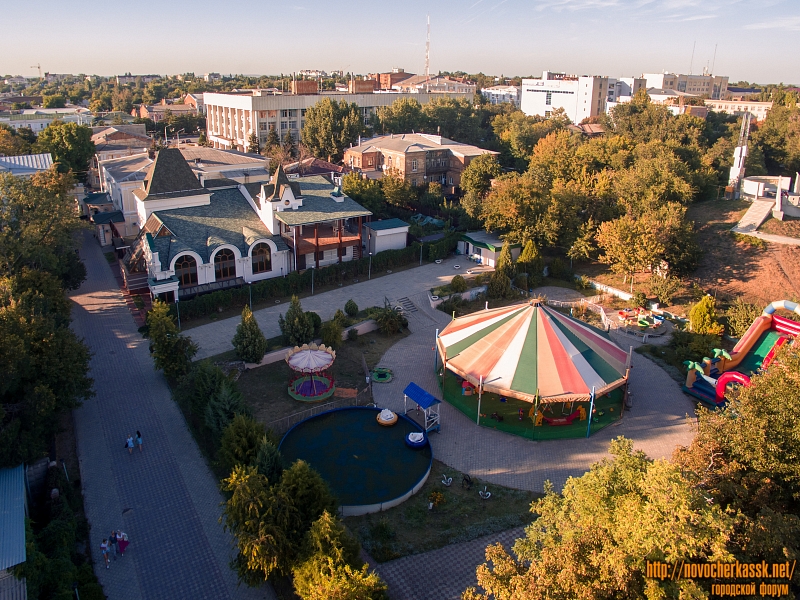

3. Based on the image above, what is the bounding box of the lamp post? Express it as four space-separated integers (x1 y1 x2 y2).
476 376 501 426
175 298 181 330
368 252 373 280
248 282 252 310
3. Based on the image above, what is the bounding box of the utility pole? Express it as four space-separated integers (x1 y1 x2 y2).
425 15 430 92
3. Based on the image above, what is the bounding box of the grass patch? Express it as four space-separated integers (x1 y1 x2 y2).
759 215 800 239
237 329 410 427
103 251 116 264
730 231 768 249
345 459 540 562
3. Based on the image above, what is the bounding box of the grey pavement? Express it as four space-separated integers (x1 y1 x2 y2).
191 256 491 359
70 231 273 600
373 527 524 600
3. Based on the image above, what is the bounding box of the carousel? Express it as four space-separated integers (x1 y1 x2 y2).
285 343 337 402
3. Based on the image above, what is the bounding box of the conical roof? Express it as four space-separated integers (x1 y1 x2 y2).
437 302 629 403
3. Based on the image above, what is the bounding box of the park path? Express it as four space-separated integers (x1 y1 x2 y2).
70 231 273 600
190 256 487 359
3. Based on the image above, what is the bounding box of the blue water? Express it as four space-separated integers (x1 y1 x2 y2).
279 408 432 506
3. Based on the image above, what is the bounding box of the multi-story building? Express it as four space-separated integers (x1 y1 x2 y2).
520 71 608 123
0 107 93 131
705 100 773 120
642 72 728 99
116 74 160 86
203 89 474 151
204 73 221 82
368 68 414 90
480 85 521 106
390 75 476 95
605 77 646 103
343 133 497 190
89 125 152 187
134 101 196 123
183 93 205 114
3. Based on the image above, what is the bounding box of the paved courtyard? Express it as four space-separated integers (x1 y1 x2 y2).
70 232 273 600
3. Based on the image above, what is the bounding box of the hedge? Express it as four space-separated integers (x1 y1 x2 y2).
169 236 459 322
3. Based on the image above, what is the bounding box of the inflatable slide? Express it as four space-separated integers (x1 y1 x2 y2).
683 300 799 407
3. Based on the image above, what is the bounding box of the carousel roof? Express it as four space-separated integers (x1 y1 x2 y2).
437 301 629 402
285 343 336 372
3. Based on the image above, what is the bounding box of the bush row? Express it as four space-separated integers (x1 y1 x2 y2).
170 236 459 322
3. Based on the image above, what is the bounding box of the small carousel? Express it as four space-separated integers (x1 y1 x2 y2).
285 343 337 402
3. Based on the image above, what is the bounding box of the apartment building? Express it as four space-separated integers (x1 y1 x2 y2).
480 85 521 106
203 89 474 151
642 72 728 99
116 74 161 85
343 133 497 190
521 71 608 123
705 100 773 120
606 77 646 103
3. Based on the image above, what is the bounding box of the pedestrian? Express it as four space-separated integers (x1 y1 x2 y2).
118 532 129 556
126 434 134 454
116 530 126 556
109 530 118 559
100 539 110 569
135 430 143 452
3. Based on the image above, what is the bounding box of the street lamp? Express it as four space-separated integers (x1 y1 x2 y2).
368 252 373 280
248 282 252 310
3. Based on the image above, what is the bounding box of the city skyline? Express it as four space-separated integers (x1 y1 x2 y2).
2 0 799 84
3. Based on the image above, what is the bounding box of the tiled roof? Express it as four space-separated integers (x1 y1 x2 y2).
365 218 409 231
273 175 372 226
149 188 288 266
0 465 26 571
140 148 205 200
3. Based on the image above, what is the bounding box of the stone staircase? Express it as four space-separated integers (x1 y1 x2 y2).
731 199 775 234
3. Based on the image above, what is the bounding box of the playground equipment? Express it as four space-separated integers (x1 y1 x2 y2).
285 343 336 401
683 300 800 407
376 409 398 426
403 382 441 433
371 368 393 383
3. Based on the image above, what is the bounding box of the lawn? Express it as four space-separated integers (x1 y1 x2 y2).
233 329 410 428
760 215 800 239
344 459 540 562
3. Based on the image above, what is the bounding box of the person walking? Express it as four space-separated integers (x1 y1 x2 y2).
126 434 134 454
109 530 118 560
135 431 143 452
100 539 110 569
116 530 127 556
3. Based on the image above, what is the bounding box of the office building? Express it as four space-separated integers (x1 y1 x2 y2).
520 71 608 123
642 72 728 99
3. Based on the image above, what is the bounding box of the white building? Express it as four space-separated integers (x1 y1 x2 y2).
642 72 728 100
705 100 773 120
204 73 221 82
0 153 53 178
4 76 28 85
362 219 410 255
605 77 646 104
480 85 521 106
520 71 608 123
203 89 474 151
0 107 93 132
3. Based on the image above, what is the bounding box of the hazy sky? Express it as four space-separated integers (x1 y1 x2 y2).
2 0 798 83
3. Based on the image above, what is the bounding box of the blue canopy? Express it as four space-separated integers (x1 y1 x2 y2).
403 382 440 409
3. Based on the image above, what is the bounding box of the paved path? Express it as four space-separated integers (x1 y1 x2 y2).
70 231 273 600
373 527 524 600
372 305 697 493
191 256 491 360
731 199 800 246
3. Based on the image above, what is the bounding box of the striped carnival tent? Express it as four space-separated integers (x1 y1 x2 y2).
436 301 631 403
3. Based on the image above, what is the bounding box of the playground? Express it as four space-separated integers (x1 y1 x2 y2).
684 299 800 406
436 300 632 440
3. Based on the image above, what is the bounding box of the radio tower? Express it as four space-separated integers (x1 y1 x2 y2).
425 15 430 92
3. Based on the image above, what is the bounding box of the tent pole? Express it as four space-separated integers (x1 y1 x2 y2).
476 375 483 426
532 392 540 440
434 329 439 372
586 387 595 438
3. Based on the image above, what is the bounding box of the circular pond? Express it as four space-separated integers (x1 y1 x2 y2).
279 407 432 516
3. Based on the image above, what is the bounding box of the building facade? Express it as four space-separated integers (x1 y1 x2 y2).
203 89 474 151
0 107 93 131
642 72 728 99
705 100 773 120
480 85 521 106
343 133 497 190
521 71 608 123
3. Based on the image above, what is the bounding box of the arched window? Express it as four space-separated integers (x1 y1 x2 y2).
214 248 236 281
252 243 272 274
175 255 198 287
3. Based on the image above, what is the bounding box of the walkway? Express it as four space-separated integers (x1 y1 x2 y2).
70 231 273 600
372 306 697 493
190 256 486 360
731 199 800 246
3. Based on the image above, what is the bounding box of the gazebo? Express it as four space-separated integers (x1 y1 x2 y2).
435 300 632 438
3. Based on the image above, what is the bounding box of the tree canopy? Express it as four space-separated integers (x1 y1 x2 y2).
34 121 95 180
301 98 365 162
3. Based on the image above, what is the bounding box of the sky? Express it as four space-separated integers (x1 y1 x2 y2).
2 0 798 84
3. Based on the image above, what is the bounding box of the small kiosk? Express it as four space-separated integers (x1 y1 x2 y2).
403 382 441 434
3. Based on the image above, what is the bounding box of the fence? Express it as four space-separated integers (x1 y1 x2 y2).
546 297 616 330
265 385 374 437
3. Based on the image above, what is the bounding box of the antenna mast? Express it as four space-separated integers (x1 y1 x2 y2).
425 15 430 92
710 43 718 74
689 40 696 75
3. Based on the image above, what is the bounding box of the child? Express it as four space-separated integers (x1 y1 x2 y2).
100 539 110 569
135 431 143 452
126 435 134 454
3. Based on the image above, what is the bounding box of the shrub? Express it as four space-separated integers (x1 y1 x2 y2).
689 295 725 336
373 302 407 334
487 272 512 299
726 298 762 338
175 361 227 417
437 295 464 315
204 380 249 439
428 491 445 507
305 311 322 336
576 275 592 290
280 296 314 347
629 291 648 309
450 274 468 293
649 275 681 306
347 328 359 341
549 257 573 282
255 436 284 485
344 299 359 318
232 306 268 363
332 309 348 327
320 320 343 350
219 414 266 474
474 274 485 285
514 273 529 290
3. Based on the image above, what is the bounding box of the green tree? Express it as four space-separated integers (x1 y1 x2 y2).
373 302 407 334
197 131 209 146
342 173 385 215
301 98 365 161
689 295 724 335
726 297 761 338
255 436 284 485
344 299 358 318
264 127 281 152
175 360 227 417
450 274 467 293
373 97 426 134
486 272 512 299
279 296 313 347
320 320 342 350
204 379 248 440
146 300 198 379
247 132 260 154
282 131 296 158
648 275 681 306
494 243 514 280
42 95 67 108
460 153 501 197
232 306 268 364
380 171 415 208
464 438 734 600
278 460 337 538
595 214 660 291
34 121 95 180
0 125 32 156
516 240 544 287
219 414 265 474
